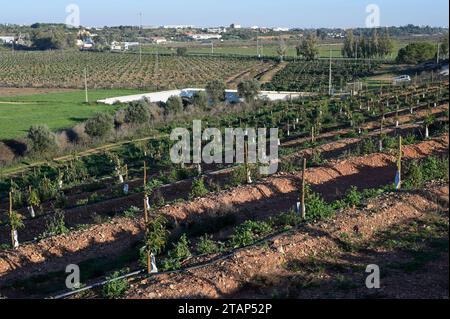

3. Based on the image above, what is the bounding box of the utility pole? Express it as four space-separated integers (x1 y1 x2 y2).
396 136 403 190
84 68 89 103
328 48 333 96
139 12 143 64
436 42 440 65
301 158 307 220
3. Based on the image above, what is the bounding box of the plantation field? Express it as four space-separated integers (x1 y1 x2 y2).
0 89 143 139
0 76 447 298
0 51 265 90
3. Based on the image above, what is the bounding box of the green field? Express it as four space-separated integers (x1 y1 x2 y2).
0 89 144 140
139 40 407 59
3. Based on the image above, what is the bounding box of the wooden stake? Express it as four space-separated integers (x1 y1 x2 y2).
301 158 307 220
143 161 148 223
9 192 14 248
244 139 251 184
397 136 403 190
143 161 151 274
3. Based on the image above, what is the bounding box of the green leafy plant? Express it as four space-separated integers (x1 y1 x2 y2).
230 220 273 248
189 177 209 199
42 209 69 238
123 206 142 219
196 235 224 255
140 215 169 266
162 234 192 271
102 268 130 299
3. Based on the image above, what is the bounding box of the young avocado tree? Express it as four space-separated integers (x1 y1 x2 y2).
423 108 434 139
141 214 169 274
8 192 24 249
27 186 40 218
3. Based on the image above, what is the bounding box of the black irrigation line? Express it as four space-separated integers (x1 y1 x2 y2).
50 177 449 300
50 227 295 299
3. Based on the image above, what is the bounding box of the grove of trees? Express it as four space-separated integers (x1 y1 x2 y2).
342 29 394 59
296 33 319 61
396 42 437 64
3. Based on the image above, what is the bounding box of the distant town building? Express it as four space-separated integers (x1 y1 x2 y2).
163 25 195 29
150 37 168 44
207 27 227 34
230 23 242 29
110 41 140 51
273 27 290 32
189 34 222 41
0 36 15 44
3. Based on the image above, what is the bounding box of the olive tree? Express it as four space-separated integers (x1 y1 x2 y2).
27 124 57 155
237 79 261 103
206 80 226 104
84 113 114 139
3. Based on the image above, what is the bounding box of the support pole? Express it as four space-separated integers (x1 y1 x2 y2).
244 139 252 184
84 68 89 104
396 136 403 190
9 191 14 248
301 158 307 220
143 161 151 274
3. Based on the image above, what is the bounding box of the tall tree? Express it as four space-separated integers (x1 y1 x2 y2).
342 30 356 58
277 37 287 61
297 33 319 61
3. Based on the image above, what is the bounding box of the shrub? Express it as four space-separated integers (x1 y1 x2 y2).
124 102 150 125
123 206 141 218
189 177 209 199
102 269 130 299
205 80 226 104
27 125 57 155
196 235 224 255
343 186 363 208
237 79 261 103
230 220 273 248
42 209 68 237
0 142 15 165
396 42 437 64
305 192 334 221
166 95 183 114
192 91 209 110
84 113 114 139
162 234 192 271
273 210 302 228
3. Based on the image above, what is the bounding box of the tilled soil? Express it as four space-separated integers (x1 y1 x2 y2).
0 136 447 287
124 184 449 299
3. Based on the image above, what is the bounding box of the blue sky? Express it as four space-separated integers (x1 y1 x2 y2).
0 0 448 28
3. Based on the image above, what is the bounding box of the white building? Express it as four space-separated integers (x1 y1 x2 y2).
230 24 242 29
0 36 15 44
273 27 290 32
151 37 168 44
190 34 222 41
207 27 227 34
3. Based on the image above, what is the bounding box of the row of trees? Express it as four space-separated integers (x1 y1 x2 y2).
342 29 394 59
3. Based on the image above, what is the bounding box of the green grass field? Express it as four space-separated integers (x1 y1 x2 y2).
139 40 407 59
0 89 144 140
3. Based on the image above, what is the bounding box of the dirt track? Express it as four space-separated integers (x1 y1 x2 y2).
0 136 447 287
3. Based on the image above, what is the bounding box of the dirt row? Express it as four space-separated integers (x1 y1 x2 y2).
125 183 449 299
0 135 447 286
